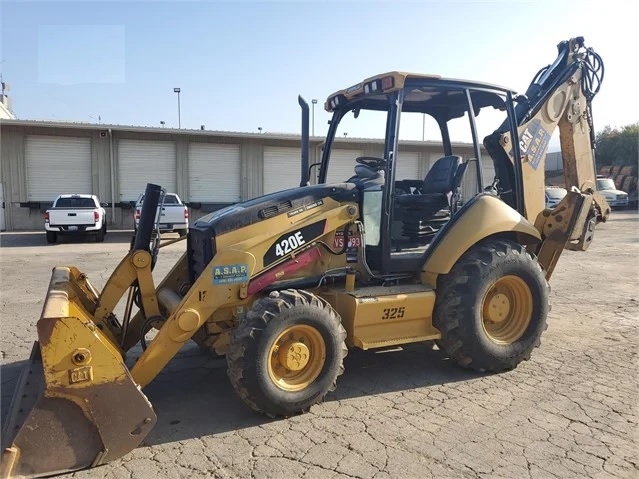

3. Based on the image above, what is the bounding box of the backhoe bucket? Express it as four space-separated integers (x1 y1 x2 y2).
1 267 157 479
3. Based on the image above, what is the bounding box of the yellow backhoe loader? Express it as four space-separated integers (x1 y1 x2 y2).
1 36 609 478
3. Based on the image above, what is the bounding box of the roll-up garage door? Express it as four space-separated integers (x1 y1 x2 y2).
325 149 362 184
188 143 241 202
25 135 91 201
118 139 176 201
481 157 496 186
459 157 497 204
263 146 301 194
395 151 420 181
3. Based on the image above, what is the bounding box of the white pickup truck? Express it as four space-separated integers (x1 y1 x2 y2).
133 192 189 236
45 194 107 243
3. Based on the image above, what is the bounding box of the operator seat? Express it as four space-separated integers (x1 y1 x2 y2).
396 155 466 243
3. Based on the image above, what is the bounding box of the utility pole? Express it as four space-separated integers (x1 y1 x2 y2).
174 87 181 128
422 113 425 141
311 99 318 136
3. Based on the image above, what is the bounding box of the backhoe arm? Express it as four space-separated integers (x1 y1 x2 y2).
485 36 609 278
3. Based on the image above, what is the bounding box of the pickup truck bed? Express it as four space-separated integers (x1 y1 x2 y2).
45 195 107 243
134 192 189 236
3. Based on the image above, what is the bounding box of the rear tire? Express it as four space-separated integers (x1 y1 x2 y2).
46 231 57 244
433 238 549 373
227 289 347 417
178 229 187 238
95 228 105 242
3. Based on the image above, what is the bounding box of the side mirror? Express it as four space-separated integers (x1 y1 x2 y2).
101 202 108 207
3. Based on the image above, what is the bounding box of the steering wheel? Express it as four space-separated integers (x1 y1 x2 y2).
355 156 387 171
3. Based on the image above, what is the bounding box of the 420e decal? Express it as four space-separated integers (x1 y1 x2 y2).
263 220 326 267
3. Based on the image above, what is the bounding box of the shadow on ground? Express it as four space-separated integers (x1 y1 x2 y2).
1 342 482 449
0 230 183 248
0 231 138 247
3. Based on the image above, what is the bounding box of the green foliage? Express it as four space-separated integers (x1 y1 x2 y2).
594 123 639 168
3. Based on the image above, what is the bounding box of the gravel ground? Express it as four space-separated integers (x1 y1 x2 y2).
1 210 637 479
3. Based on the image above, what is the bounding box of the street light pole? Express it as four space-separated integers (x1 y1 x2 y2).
174 87 181 128
311 99 317 137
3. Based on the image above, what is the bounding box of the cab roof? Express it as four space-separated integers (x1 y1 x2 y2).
324 71 516 120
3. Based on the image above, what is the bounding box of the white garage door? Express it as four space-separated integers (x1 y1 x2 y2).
395 151 420 181
325 149 362 184
481 157 496 186
25 135 91 201
118 139 176 201
263 146 302 194
459 157 497 203
188 143 241 202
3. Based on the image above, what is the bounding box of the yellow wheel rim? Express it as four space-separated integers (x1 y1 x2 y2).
267 324 326 392
481 275 533 344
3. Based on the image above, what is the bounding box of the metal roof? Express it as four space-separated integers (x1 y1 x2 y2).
0 118 478 148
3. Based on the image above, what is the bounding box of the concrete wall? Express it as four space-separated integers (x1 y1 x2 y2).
0 122 478 231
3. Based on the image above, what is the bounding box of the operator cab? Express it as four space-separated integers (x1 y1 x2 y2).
318 72 518 274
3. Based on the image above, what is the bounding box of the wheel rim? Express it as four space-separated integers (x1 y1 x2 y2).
267 324 326 392
481 275 533 344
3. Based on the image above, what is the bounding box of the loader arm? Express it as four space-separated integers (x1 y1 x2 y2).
484 36 609 278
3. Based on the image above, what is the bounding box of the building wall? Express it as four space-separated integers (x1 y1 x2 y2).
0 122 479 231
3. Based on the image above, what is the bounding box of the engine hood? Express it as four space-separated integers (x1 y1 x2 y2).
192 183 359 237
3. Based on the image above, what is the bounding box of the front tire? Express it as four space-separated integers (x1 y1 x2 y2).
433 238 549 373
227 289 347 417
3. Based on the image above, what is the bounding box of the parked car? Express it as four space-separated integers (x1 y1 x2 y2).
134 192 189 236
545 186 567 209
596 175 629 209
45 194 107 243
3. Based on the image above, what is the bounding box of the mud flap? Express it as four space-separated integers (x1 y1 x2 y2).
1 340 157 478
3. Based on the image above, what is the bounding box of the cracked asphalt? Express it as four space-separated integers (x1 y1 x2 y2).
1 210 637 479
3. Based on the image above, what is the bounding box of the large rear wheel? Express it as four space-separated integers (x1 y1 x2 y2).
433 238 549 372
227 289 347 417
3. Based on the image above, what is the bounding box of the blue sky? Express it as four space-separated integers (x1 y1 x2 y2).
1 0 637 147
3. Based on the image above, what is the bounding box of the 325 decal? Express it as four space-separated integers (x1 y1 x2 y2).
381 307 405 320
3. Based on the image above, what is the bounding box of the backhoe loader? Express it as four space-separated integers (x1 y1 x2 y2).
1 36 609 478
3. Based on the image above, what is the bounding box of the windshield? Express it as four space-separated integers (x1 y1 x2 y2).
138 193 180 205
597 178 615 190
55 197 96 208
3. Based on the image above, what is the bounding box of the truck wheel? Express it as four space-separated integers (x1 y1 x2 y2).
95 228 105 243
433 238 549 373
46 231 57 244
227 289 347 418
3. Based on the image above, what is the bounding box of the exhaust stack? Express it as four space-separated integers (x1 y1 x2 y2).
298 95 310 187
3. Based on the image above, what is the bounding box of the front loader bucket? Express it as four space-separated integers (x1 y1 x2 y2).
1 267 157 478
